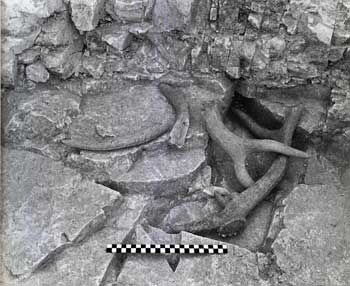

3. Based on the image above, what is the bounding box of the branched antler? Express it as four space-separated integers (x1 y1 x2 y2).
204 105 309 188
167 106 306 237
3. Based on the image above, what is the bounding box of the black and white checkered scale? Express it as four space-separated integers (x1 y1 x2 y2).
106 244 228 254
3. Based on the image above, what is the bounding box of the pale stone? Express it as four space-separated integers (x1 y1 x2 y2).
82 55 105 78
105 0 154 22
1 48 17 87
272 184 350 286
36 11 80 47
102 31 133 51
304 148 342 186
18 48 41 64
3 88 81 144
161 198 222 232
70 0 106 31
1 148 123 276
4 195 147 286
282 0 338 45
147 32 192 70
1 0 64 19
152 0 196 32
26 62 50 83
109 148 206 196
117 232 271 286
332 0 350 46
1 5 42 55
329 87 350 124
41 40 83 79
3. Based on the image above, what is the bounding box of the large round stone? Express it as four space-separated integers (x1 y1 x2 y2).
63 84 176 150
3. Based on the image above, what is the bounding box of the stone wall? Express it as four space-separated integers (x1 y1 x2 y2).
2 0 350 160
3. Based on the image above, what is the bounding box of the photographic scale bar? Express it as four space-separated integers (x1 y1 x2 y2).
106 244 228 254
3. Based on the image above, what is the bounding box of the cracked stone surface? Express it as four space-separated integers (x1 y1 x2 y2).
271 184 350 286
2 87 81 144
5 227 122 286
70 0 106 31
109 148 206 196
1 148 123 276
64 83 175 151
117 232 270 286
4 192 147 286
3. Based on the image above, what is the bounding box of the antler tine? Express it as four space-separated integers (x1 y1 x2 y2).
232 108 278 139
159 83 190 148
217 105 305 236
204 105 309 188
232 105 305 143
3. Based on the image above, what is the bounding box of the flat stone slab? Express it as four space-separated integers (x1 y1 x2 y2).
108 148 206 196
117 232 270 286
3 87 81 144
272 184 350 286
2 148 122 276
63 83 175 151
5 224 131 286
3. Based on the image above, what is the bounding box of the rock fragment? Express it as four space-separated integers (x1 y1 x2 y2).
3 87 81 144
26 62 50 83
1 48 17 87
332 0 350 46
2 0 64 18
70 0 106 31
41 41 83 79
4 195 146 286
2 149 123 276
152 0 196 32
81 55 105 78
18 48 41 65
109 148 206 196
105 0 154 22
102 31 133 51
272 184 350 286
36 11 80 47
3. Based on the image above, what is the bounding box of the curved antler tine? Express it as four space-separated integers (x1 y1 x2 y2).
158 83 190 148
281 105 304 144
204 105 255 188
248 139 310 158
233 154 255 187
232 107 277 139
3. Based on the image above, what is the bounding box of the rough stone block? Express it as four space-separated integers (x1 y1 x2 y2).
26 62 50 83
2 149 123 276
70 0 106 31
